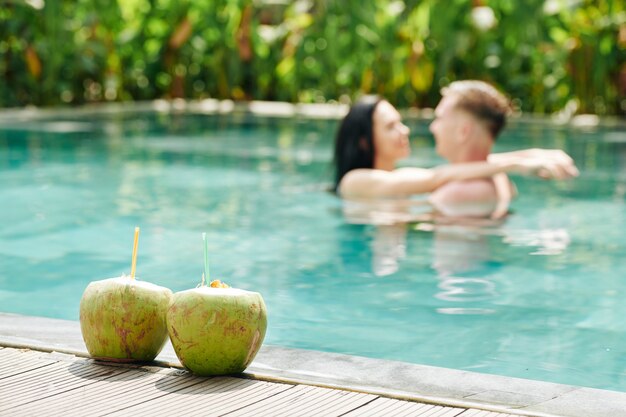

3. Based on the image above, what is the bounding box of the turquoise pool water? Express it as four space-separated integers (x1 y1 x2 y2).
1 108 625 391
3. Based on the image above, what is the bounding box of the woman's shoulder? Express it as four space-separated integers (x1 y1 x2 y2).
338 169 378 198
339 167 433 198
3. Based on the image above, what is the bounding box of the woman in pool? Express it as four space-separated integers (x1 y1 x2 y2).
333 94 578 218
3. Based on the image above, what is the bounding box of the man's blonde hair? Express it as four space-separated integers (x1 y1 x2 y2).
442 80 511 140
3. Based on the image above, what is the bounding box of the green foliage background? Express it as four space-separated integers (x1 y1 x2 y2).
2 0 625 115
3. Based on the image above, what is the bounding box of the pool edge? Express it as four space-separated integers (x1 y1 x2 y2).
2 99 626 128
2 312 625 417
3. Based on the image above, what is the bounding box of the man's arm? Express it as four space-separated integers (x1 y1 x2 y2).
491 173 516 219
338 154 569 199
488 149 579 179
339 161 523 199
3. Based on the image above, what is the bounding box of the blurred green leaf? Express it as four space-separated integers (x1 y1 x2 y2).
0 0 623 114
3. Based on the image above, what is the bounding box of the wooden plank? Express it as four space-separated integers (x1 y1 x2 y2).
0 356 38 373
87 377 175 415
311 391 378 415
221 384 315 416
0 349 210 417
197 386 296 417
221 383 378 417
0 358 55 380
8 371 143 416
0 348 38 359
78 373 227 417
457 410 518 417
110 376 294 417
0 360 121 394
9 367 176 416
342 396 418 416
142 378 276 417
142 378 259 417
1 370 128 413
0 363 67 388
275 388 377 417
0 362 102 399
0 359 130 413
294 390 379 417
0 348 57 379
269 385 338 415
265 385 345 417
421 405 466 417
0 359 114 389
0 348 34 365
383 400 443 417
344 397 460 417
0 348 73 372
14 366 228 417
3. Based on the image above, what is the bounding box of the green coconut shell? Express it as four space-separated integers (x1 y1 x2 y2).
79 277 172 362
167 287 267 376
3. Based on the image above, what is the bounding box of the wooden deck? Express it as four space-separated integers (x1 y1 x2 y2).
0 347 523 417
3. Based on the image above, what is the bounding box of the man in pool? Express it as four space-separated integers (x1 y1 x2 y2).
427 80 573 218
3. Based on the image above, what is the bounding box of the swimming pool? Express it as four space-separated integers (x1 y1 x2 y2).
1 105 625 392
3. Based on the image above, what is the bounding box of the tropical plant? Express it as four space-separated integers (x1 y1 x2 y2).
1 0 624 115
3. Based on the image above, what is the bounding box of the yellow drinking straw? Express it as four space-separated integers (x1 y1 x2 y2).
130 227 140 279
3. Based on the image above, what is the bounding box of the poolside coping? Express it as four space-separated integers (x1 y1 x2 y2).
2 99 626 128
1 313 625 417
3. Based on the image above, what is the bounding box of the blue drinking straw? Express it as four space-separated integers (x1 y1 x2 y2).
202 232 210 285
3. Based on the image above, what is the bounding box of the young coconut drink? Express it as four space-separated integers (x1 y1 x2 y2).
79 227 172 362
166 233 267 376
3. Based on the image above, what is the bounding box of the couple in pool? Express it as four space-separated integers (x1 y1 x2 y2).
333 80 578 222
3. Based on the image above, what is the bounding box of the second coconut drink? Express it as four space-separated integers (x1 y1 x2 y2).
166 233 267 376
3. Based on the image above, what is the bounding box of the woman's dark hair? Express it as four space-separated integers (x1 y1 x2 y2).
333 95 382 193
